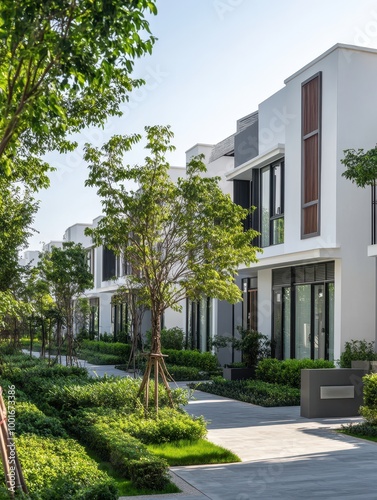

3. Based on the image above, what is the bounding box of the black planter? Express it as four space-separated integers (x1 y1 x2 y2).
223 366 255 380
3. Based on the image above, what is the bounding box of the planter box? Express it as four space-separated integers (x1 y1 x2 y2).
223 367 254 381
301 368 367 418
351 360 371 371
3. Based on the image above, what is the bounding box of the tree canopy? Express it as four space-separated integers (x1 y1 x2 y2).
0 0 157 177
38 241 94 364
0 0 157 324
341 147 377 187
85 125 260 407
85 125 261 351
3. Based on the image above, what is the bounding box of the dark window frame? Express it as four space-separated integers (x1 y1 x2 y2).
260 159 285 247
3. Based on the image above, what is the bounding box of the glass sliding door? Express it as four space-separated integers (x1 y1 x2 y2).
327 283 335 361
283 287 291 359
295 285 311 359
314 285 325 359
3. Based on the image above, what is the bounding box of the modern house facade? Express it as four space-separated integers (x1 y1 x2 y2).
20 43 377 364
186 43 377 363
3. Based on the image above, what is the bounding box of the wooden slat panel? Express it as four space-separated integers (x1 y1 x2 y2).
304 134 319 203
303 204 318 235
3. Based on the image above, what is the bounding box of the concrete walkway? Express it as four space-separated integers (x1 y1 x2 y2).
123 388 377 500
24 353 377 499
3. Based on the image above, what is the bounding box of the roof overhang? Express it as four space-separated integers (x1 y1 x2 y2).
237 247 341 275
226 144 285 181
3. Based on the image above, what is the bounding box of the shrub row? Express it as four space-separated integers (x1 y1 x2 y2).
195 378 300 407
80 340 131 358
359 373 377 424
15 434 118 499
69 418 169 490
72 407 207 444
256 358 335 389
78 350 124 365
10 398 118 499
165 364 210 381
162 349 219 372
46 376 189 413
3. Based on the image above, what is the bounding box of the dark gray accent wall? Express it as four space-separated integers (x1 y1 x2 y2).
234 121 259 167
216 299 235 367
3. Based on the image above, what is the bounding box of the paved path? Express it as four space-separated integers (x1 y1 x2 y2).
123 388 377 500
24 352 377 499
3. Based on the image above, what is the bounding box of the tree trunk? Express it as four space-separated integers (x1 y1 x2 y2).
137 304 174 412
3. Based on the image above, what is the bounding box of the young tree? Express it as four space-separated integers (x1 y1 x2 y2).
38 242 93 365
85 125 261 408
342 147 377 187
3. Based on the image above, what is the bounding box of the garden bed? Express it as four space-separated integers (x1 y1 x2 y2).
0 351 238 497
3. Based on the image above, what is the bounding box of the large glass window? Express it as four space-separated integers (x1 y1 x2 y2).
260 161 284 247
186 297 212 352
272 262 334 361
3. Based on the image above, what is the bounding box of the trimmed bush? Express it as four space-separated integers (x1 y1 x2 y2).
341 421 377 437
16 434 117 499
256 358 335 388
164 364 209 381
359 373 377 424
69 419 169 490
162 349 219 372
195 378 300 407
146 327 185 350
46 376 189 412
339 339 377 368
121 408 207 443
80 340 131 358
16 402 67 438
78 350 124 365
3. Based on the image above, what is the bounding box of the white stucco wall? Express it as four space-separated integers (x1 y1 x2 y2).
335 47 377 347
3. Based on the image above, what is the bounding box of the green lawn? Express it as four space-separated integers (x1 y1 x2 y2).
147 438 241 466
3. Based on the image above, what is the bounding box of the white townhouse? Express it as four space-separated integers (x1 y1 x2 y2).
185 43 377 363
21 43 377 363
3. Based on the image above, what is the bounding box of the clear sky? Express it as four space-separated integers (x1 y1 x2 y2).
26 0 377 251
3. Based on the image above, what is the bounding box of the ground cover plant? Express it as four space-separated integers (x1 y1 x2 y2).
193 378 300 407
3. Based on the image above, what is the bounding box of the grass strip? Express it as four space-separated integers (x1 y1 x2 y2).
147 438 241 466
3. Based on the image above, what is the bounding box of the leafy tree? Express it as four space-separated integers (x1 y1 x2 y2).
0 0 157 174
341 147 377 187
38 242 94 365
0 0 158 323
85 125 260 407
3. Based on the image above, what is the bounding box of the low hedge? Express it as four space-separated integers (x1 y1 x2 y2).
162 349 219 372
80 340 131 358
360 373 377 424
256 358 335 389
46 376 189 413
78 350 124 365
165 364 210 381
16 434 118 499
16 402 67 438
195 378 300 407
68 418 169 490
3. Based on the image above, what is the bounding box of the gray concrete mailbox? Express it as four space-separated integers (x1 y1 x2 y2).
301 368 367 418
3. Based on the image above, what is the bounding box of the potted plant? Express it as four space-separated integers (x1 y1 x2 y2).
212 328 272 380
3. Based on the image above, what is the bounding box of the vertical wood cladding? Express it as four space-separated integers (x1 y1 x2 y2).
302 73 321 237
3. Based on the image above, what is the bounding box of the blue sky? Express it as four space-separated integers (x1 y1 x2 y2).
27 0 377 250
